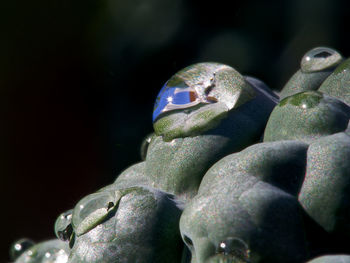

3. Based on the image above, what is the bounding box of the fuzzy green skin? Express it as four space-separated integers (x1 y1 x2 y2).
180 182 308 263
22 63 278 263
306 255 350 263
14 239 70 263
180 141 310 263
113 162 150 189
68 186 184 263
198 140 308 197
299 132 350 235
263 91 350 143
319 58 350 106
279 69 334 100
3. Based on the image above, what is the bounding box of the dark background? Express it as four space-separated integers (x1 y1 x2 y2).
2 0 350 261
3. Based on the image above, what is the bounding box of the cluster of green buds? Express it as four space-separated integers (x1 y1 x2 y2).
10 47 350 263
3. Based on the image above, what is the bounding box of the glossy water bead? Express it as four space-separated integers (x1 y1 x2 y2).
152 77 216 122
301 47 342 73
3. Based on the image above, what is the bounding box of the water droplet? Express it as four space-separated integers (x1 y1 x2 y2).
183 235 194 249
72 191 119 236
279 91 323 109
42 248 69 263
140 133 154 160
152 72 217 122
301 47 342 73
9 238 35 260
216 237 250 262
55 210 73 241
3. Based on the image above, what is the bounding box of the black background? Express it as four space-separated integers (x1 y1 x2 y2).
2 0 350 261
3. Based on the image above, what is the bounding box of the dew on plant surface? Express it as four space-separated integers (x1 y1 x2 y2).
301 47 342 73
215 237 250 263
140 133 154 160
41 249 68 263
72 190 121 236
55 210 73 241
9 238 35 260
152 74 217 122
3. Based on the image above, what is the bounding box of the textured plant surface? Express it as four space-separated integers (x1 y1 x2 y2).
10 48 350 263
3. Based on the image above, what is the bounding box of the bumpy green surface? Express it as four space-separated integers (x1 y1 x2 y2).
69 186 184 263
280 47 343 99
299 132 350 234
12 51 350 263
180 141 309 263
46 62 276 263
319 58 350 105
263 91 350 143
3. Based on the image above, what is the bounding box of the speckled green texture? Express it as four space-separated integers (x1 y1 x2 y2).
14 239 70 263
68 186 184 263
299 132 350 234
279 69 333 100
179 141 313 263
263 91 350 143
199 140 308 197
113 162 150 188
306 255 350 263
180 179 308 263
319 58 350 105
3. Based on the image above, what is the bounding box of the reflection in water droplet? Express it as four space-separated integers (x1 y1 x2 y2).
152 73 218 122
301 47 342 73
216 237 250 262
279 91 323 109
15 244 22 250
55 210 73 241
314 51 332 58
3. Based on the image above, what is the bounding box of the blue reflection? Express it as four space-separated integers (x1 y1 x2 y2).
153 82 198 122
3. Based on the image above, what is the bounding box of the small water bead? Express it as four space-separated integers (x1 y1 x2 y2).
9 238 35 260
42 249 68 263
279 91 323 109
72 190 121 236
216 237 250 262
54 210 73 241
140 133 154 160
301 47 342 73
